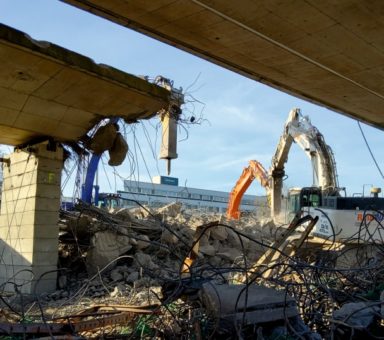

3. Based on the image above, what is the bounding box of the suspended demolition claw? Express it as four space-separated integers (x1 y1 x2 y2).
88 121 128 167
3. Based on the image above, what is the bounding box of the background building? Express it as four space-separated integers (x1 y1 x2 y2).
118 176 267 214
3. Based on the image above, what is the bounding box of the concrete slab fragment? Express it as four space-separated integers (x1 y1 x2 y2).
0 24 170 145
200 283 298 324
63 0 384 129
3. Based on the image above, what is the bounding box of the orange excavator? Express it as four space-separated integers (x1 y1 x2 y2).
226 160 270 219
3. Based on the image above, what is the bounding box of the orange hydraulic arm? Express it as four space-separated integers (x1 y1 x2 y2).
226 160 270 220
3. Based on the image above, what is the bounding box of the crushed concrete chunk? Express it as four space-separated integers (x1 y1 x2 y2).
157 202 182 217
108 132 128 166
333 302 379 328
216 247 243 262
200 244 216 256
113 208 133 221
161 229 179 245
135 252 158 270
126 271 139 283
136 235 150 250
110 268 124 282
87 231 132 274
211 225 228 241
208 256 222 267
88 123 117 155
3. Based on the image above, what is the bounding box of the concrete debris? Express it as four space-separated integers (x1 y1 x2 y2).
161 229 179 245
2 201 384 339
210 225 228 241
113 207 134 221
135 234 151 250
87 123 129 166
381 290 384 320
125 271 139 283
157 201 182 217
109 268 124 282
199 283 321 339
199 244 216 256
333 302 379 328
200 283 299 323
88 122 117 155
216 247 243 262
108 132 128 166
135 252 158 270
86 230 132 274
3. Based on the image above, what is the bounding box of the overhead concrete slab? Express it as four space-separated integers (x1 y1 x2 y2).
62 0 384 129
0 23 170 146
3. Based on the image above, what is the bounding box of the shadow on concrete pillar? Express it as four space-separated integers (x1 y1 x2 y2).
0 141 63 295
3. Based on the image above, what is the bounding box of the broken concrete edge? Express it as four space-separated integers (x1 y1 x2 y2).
0 23 171 117
60 1 384 131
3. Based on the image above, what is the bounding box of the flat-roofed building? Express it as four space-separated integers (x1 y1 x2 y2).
118 176 267 214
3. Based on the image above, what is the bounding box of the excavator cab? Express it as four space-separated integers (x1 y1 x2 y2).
288 187 322 215
98 193 121 209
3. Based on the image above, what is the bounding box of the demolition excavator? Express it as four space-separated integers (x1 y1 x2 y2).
227 108 384 242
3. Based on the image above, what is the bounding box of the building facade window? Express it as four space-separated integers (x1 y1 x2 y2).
121 179 264 214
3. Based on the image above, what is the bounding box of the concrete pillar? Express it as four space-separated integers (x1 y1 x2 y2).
0 142 63 295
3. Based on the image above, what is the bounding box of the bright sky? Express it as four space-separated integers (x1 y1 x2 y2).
2 0 384 198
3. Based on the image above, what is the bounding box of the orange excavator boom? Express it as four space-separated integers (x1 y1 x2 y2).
226 160 269 220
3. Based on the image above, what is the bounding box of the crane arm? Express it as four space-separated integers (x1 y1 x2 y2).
269 108 298 217
226 160 270 220
286 112 339 193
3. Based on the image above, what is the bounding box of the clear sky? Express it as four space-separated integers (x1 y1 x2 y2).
2 0 384 198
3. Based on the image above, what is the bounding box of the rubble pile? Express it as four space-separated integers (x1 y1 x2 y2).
1 201 384 339
57 202 275 296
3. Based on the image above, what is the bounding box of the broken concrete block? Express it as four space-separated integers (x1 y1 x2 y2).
227 229 250 250
108 132 128 166
212 239 221 252
64 215 91 239
161 229 179 245
114 208 133 222
226 229 241 247
126 271 139 284
333 302 379 328
136 235 150 250
109 285 121 298
57 275 67 289
110 268 124 282
208 256 222 267
199 234 209 246
216 247 243 262
86 231 132 274
199 283 298 324
211 225 228 241
129 237 138 246
158 202 182 217
381 290 384 322
135 252 158 270
200 244 216 257
88 123 117 155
